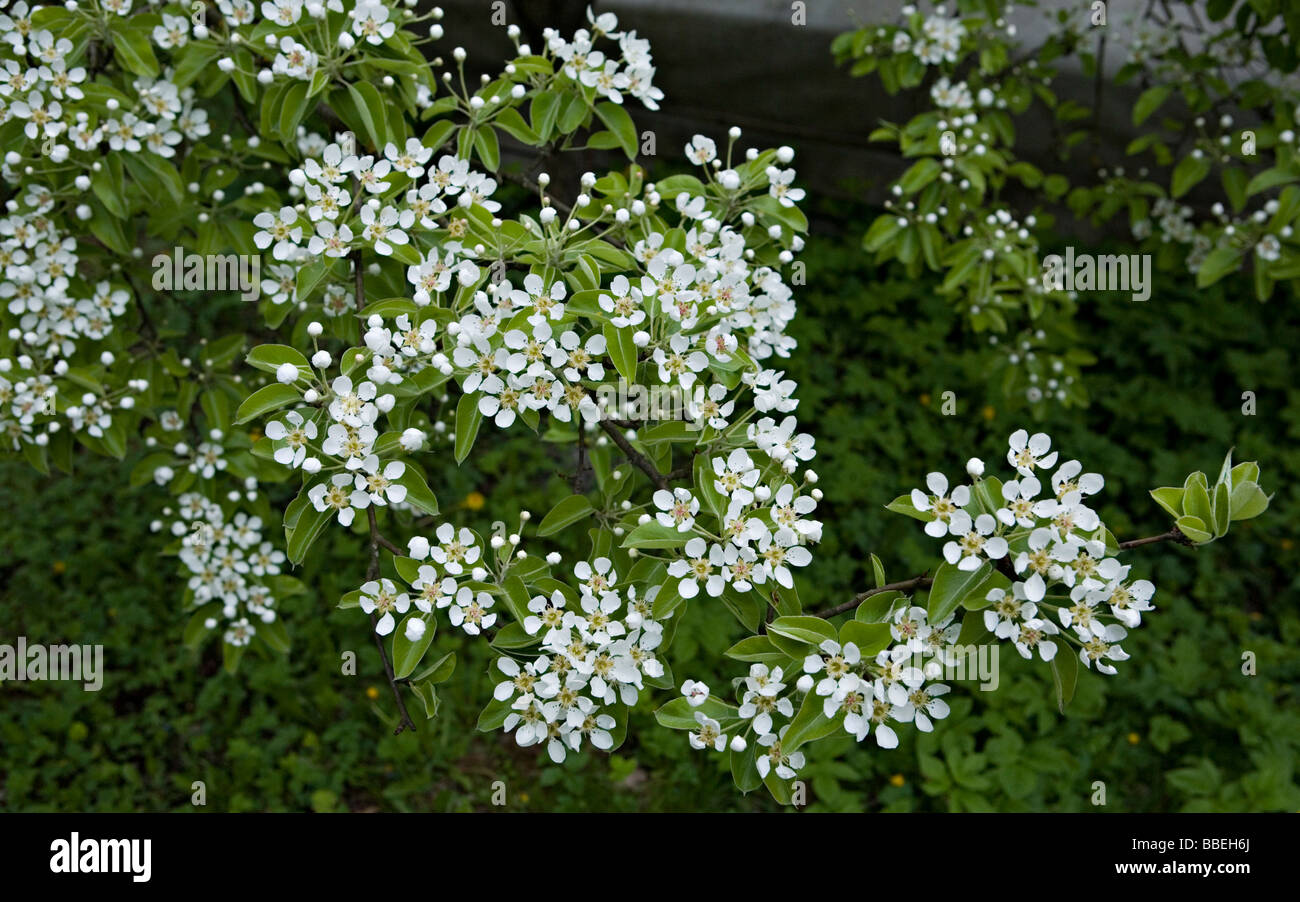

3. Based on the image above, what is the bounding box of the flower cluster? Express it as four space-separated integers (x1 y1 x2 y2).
492 561 668 763
680 603 960 779
911 429 1156 675
255 140 498 263
165 493 287 647
544 7 664 110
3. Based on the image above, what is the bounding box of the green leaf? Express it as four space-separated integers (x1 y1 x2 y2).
730 740 763 793
1182 474 1213 527
492 107 540 145
412 651 456 684
246 344 310 377
1149 486 1185 518
200 389 231 431
653 697 741 731
234 384 300 424
838 620 892 656
594 101 638 159
454 393 482 464
260 618 290 654
1230 461 1260 486
489 621 538 650
855 590 904 622
927 560 992 624
473 126 500 170
278 81 310 140
347 81 388 151
530 90 561 142
1049 648 1078 714
1174 514 1213 544
1228 481 1269 520
223 641 243 674
408 679 440 719
537 494 595 536
110 22 160 78
780 689 840 754
898 158 941 193
1195 246 1243 288
1211 480 1231 537
885 494 931 522
621 520 691 550
648 576 684 620
1245 167 1299 197
286 499 333 565
182 604 220 648
1132 84 1172 125
603 321 637 384
767 615 836 647
1171 154 1212 198
391 613 436 679
398 467 439 516
723 636 788 664
91 156 127 219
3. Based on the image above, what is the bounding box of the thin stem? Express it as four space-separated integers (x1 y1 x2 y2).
1118 526 1191 550
353 244 414 735
367 506 416 735
812 575 934 620
599 419 668 491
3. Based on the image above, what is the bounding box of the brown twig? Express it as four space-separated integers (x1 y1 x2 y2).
1118 526 1192 550
367 507 416 735
352 244 415 735
598 419 668 490
812 575 934 620
571 428 592 495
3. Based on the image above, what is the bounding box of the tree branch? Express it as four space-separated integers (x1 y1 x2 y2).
1118 526 1192 550
367 507 416 735
352 245 415 735
598 419 668 491
812 575 934 620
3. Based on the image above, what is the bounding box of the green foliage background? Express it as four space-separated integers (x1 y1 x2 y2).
2 197 1297 812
